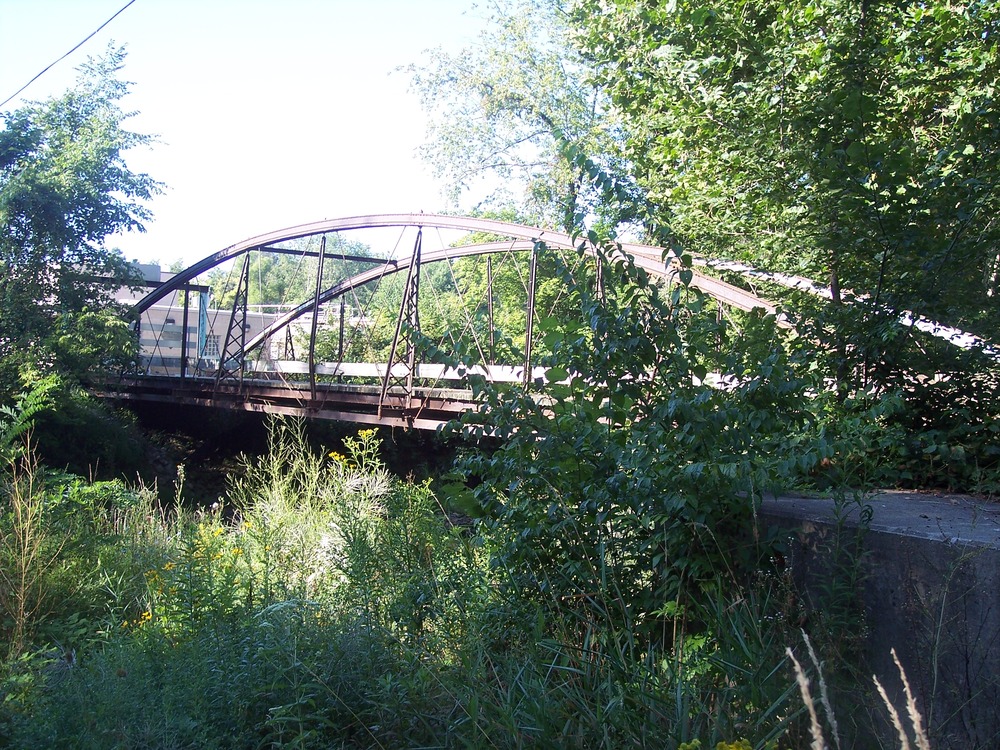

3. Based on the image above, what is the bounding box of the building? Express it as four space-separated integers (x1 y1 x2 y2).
117 264 277 377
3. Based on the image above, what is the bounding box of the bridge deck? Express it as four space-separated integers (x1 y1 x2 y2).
104 376 480 430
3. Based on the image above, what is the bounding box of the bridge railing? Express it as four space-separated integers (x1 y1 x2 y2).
264 361 547 383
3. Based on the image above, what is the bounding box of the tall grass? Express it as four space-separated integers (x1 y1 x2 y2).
789 634 933 750
0 417 927 748
0 446 64 660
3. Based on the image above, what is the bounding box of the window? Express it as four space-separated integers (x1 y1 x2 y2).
202 335 220 358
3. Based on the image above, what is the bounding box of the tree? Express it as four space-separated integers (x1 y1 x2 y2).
571 0 1000 391
407 0 635 232
0 45 160 392
450 229 895 648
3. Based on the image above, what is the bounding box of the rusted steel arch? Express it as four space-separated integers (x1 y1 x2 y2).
242 239 540 356
129 213 777 318
130 214 561 316
241 237 777 357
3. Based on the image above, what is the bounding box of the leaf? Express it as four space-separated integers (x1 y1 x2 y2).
545 366 569 383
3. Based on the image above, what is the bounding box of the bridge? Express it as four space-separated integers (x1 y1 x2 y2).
105 214 787 430
108 213 997 429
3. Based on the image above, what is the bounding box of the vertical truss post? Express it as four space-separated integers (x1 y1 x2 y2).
180 285 191 382
309 236 327 401
282 327 296 361
487 255 495 366
380 228 422 417
524 243 539 386
197 290 209 373
215 251 252 389
337 298 346 380
131 318 145 375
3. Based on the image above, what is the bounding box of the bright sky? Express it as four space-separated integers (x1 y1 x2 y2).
0 0 488 267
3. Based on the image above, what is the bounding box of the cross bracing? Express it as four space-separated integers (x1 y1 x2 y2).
117 214 784 428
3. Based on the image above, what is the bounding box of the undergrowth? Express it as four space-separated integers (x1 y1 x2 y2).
0 417 815 749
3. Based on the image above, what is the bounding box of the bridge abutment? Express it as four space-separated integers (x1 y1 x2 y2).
761 491 1000 747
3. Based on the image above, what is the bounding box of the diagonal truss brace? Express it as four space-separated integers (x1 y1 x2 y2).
215 251 252 389
379 228 422 417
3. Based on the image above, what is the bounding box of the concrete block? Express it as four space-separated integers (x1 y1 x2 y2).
761 491 1000 748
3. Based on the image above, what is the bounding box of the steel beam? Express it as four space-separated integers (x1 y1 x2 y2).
379 228 422 417
215 251 252 388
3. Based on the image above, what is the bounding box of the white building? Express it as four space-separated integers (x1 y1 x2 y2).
117 264 277 377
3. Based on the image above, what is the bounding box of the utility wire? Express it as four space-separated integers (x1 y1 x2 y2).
0 0 138 109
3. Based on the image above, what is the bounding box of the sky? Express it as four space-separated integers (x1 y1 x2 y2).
0 0 490 268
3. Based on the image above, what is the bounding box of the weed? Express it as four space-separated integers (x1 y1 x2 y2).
790 633 933 750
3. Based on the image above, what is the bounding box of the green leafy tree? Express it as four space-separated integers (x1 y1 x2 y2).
408 0 634 231
0 45 159 392
566 0 1000 488
571 0 1000 388
451 233 889 649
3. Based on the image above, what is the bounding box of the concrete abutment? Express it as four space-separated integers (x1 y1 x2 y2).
761 491 1000 748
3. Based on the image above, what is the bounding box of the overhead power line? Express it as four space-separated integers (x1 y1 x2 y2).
0 0 138 110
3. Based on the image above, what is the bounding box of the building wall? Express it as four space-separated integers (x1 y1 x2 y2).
118 264 277 377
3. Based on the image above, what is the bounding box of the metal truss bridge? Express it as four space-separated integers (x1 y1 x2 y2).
109 213 779 430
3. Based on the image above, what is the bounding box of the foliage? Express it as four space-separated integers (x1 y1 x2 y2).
0 448 64 660
1 422 498 747
407 0 634 230
0 45 158 395
0 376 56 463
570 0 999 388
1 3 988 744
0 379 63 659
43 307 138 380
0 418 827 749
451 233 888 644
890 368 1000 494
4 372 145 479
